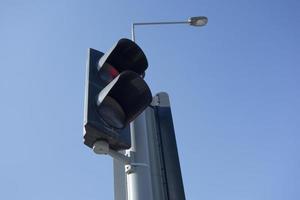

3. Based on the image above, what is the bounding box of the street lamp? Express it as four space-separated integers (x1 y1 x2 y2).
131 16 208 41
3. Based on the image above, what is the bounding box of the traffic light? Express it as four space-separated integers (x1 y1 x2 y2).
83 38 152 151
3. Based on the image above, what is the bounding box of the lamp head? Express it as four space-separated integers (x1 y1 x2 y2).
188 16 208 26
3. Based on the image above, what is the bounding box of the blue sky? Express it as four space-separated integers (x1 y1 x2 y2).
0 0 299 199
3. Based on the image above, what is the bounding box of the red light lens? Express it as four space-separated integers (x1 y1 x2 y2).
99 63 120 82
108 66 119 78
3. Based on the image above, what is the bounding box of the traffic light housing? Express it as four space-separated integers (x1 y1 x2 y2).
83 38 152 151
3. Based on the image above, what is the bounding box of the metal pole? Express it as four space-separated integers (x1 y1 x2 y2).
122 23 158 200
121 18 207 200
127 21 188 200
131 24 136 43
126 113 154 200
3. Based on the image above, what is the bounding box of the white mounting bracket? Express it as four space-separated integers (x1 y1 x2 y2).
93 140 149 174
93 141 131 165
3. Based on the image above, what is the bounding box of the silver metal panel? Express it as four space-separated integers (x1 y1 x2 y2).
126 112 154 200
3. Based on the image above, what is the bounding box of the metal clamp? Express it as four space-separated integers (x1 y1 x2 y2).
125 162 149 174
93 141 149 174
